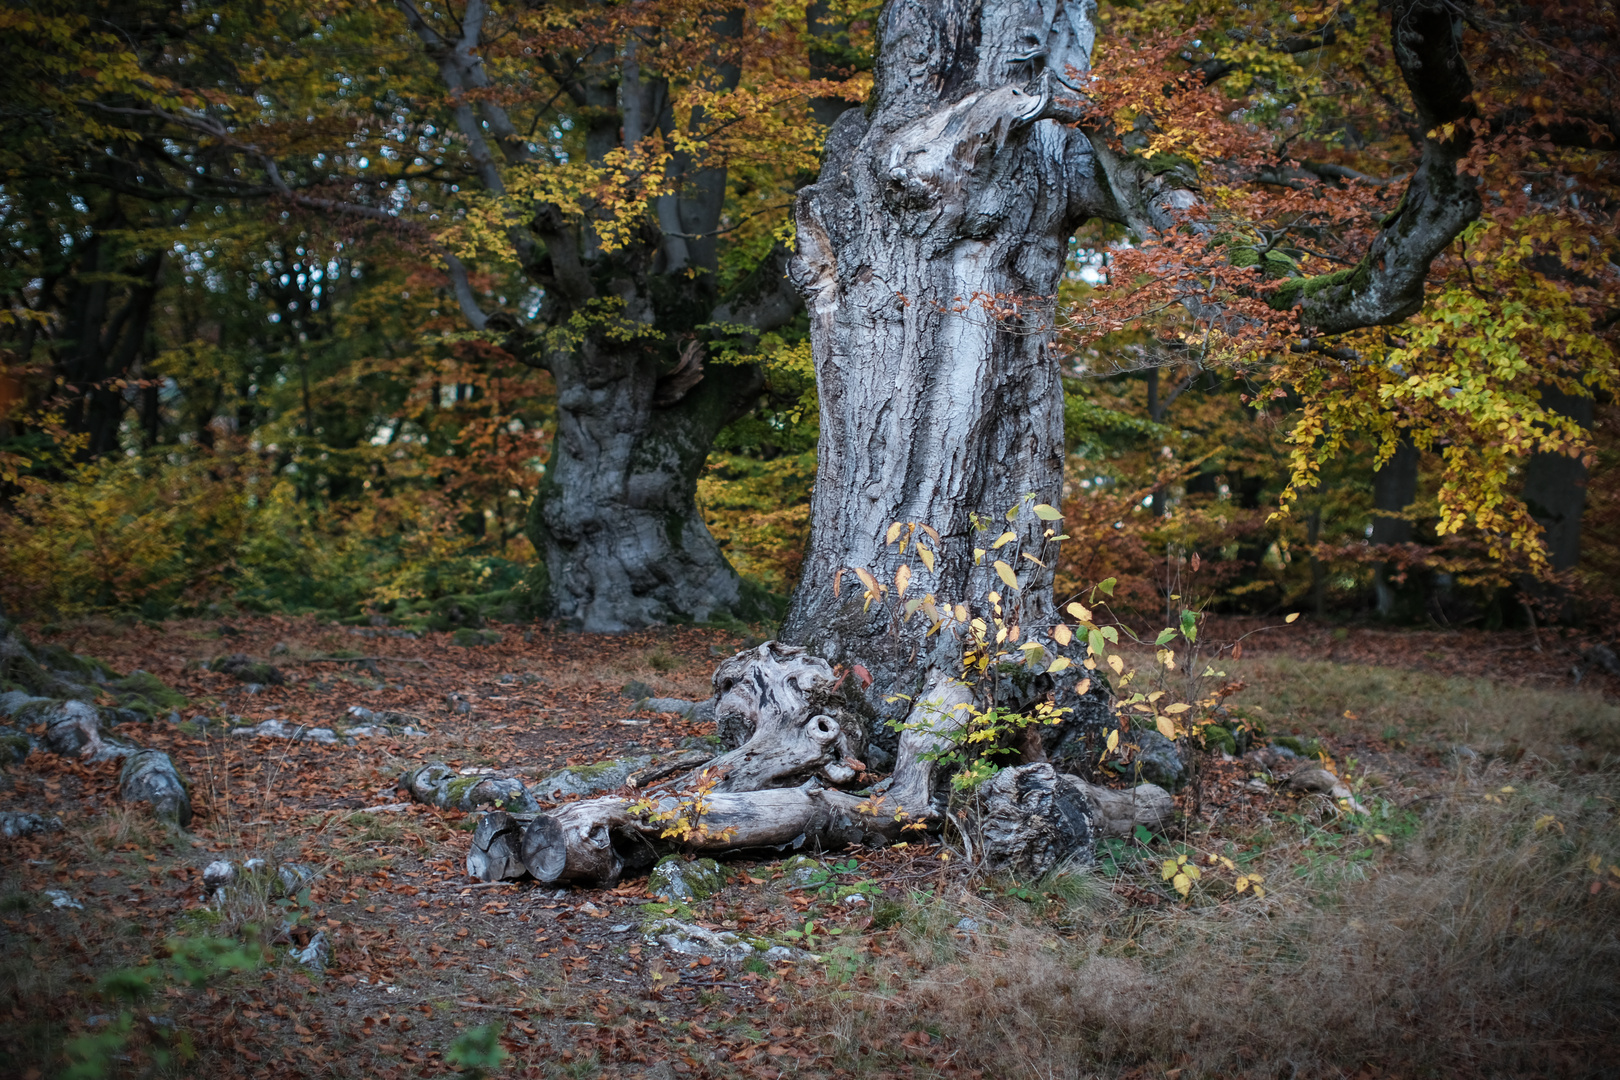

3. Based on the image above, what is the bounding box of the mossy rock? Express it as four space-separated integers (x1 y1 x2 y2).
777 855 825 888
109 671 188 716
649 856 725 902
34 644 118 682
450 628 503 647
1202 724 1238 756
1272 734 1324 759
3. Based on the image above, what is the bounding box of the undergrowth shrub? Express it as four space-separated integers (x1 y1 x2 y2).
0 443 539 623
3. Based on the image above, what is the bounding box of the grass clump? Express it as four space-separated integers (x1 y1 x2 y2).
805 768 1620 1078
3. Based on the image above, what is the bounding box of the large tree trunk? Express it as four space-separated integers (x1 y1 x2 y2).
779 0 1114 729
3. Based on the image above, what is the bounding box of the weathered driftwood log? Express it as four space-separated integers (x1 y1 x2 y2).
1066 776 1174 839
401 762 539 814
119 748 192 826
517 783 903 887
468 811 531 881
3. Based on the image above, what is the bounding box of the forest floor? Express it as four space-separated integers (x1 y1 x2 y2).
2 614 1617 1080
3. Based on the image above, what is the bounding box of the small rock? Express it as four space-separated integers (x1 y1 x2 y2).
1285 767 1368 813
579 901 606 917
1125 729 1187 789
1244 778 1271 794
289 930 330 968
203 860 237 890
229 719 340 744
0 812 62 838
955 918 981 933
842 894 868 908
276 863 317 896
647 919 806 963
450 628 502 647
610 923 632 933
0 691 51 718
778 855 824 888
119 749 192 826
45 889 83 910
649 856 725 902
211 654 286 686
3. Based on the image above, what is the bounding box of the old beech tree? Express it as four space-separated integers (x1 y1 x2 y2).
471 0 1516 884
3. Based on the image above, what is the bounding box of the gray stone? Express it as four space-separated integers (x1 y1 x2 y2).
1126 729 1187 789
0 811 61 838
289 930 330 968
646 918 808 963
0 691 50 718
119 749 192 826
778 855 824 887
202 860 237 890
979 763 1097 879
229 719 341 744
648 856 724 902
45 889 83 910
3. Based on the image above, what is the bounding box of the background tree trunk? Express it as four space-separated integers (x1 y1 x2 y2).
402 0 802 630
1371 437 1421 618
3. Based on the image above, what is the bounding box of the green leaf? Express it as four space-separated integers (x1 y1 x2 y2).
1179 609 1198 643
1099 625 1119 643
1088 628 1106 656
1032 503 1062 520
1155 627 1177 646
1097 577 1117 596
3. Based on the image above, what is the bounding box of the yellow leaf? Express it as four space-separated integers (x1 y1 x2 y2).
1032 503 1062 520
1053 623 1073 646
1285 612 1300 623
991 531 1017 549
1163 702 1191 715
1066 601 1092 621
1106 654 1124 675
1021 552 1047 568
1172 872 1191 898
1047 655 1071 673
853 567 880 597
1162 859 1178 880
974 547 986 564
886 521 903 544
1077 679 1090 695
895 563 911 598
1105 729 1119 753
994 560 1020 590
1155 716 1176 739
953 603 969 623
918 546 936 572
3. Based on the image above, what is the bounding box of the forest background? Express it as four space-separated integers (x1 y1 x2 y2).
2 0 1615 638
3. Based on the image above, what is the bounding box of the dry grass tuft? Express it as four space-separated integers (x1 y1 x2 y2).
809 767 1620 1078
